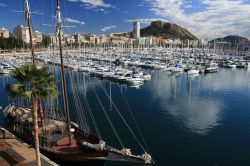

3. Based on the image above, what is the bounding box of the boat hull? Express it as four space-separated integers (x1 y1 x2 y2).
205 68 218 73
3 105 152 164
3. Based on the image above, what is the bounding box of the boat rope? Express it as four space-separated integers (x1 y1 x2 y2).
65 53 90 133
83 94 102 138
76 72 102 138
98 81 147 152
120 91 151 153
92 87 124 148
73 61 102 138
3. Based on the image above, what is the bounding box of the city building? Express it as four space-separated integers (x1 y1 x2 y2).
64 34 75 45
48 34 58 46
0 28 10 38
99 35 111 44
32 31 43 44
133 21 140 39
111 36 126 45
13 25 30 43
74 33 88 45
198 39 209 46
86 35 97 45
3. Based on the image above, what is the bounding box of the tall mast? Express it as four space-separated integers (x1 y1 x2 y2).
56 0 72 144
25 0 35 64
25 1 42 166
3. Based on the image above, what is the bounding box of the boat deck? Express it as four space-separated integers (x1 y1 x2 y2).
52 136 83 154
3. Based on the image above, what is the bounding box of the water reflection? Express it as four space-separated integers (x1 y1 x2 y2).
149 71 224 135
167 97 223 135
202 68 250 92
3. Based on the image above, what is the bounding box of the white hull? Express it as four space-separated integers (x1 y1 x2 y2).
0 69 10 74
187 69 199 75
171 67 184 73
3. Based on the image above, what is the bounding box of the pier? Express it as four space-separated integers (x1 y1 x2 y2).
0 127 58 166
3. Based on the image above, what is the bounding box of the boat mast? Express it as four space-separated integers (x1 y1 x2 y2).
24 1 42 166
25 0 35 64
56 0 72 145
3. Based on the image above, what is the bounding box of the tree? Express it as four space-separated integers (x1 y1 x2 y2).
41 35 51 48
0 37 27 49
6 64 57 166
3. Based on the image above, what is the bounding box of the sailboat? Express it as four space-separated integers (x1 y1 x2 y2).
3 0 154 165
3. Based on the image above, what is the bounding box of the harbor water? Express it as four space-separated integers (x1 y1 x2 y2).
1 68 250 166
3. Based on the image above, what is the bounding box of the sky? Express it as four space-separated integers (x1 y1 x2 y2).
1 0 250 40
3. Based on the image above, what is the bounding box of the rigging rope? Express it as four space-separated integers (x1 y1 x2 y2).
92 87 124 148
65 51 90 133
75 72 102 138
98 81 147 152
120 91 150 153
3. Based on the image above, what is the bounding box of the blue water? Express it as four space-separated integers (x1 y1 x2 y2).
1 68 250 166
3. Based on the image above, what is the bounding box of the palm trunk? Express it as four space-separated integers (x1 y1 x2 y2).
32 97 41 166
38 97 44 128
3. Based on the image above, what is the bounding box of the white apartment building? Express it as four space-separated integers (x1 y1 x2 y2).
13 25 30 43
0 28 9 38
133 21 140 39
32 31 43 44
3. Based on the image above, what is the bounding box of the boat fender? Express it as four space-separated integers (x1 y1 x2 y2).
70 122 79 128
99 140 106 151
121 148 132 156
70 128 75 133
82 141 101 151
142 152 153 164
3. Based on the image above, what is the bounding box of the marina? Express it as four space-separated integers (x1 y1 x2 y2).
1 51 250 165
1 0 250 165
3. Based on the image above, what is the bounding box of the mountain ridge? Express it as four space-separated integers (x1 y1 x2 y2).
210 35 249 45
140 21 198 40
112 20 198 40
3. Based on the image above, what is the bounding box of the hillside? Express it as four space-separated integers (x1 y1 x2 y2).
210 35 249 46
140 21 198 40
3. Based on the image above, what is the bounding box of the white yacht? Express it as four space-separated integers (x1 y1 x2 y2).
205 63 218 73
187 69 199 75
171 67 184 73
126 77 144 86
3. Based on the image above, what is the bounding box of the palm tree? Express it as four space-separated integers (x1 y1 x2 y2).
6 64 57 166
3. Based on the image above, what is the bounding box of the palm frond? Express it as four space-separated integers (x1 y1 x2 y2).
5 83 25 98
24 90 33 99
6 64 58 100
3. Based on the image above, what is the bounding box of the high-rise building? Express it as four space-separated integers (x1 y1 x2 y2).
133 21 140 39
0 28 10 38
13 25 30 43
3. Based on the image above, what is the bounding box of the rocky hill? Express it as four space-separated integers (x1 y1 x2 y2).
210 35 249 46
112 21 198 40
140 21 198 40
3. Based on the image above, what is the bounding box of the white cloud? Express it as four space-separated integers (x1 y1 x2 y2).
149 72 224 135
101 25 116 32
64 18 85 25
144 0 250 39
0 3 7 7
67 0 112 8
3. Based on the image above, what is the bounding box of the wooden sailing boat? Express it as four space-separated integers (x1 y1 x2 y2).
3 0 154 165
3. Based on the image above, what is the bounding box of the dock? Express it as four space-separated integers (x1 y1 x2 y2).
0 127 58 166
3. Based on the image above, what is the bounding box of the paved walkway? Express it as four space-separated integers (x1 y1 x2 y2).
0 127 58 166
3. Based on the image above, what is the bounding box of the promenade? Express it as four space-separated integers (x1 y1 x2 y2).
0 127 58 166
